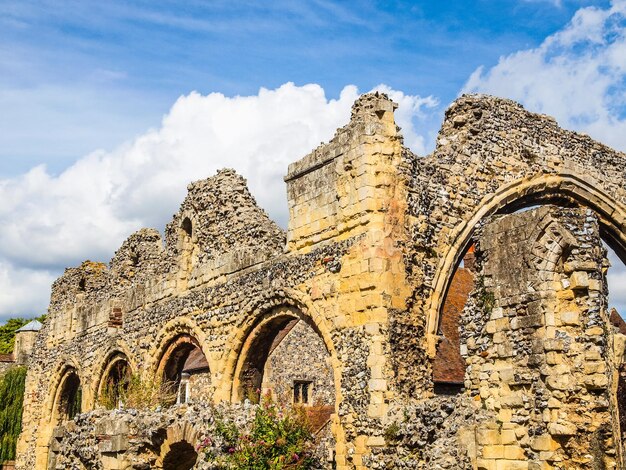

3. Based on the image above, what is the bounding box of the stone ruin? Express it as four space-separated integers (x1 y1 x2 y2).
15 91 626 469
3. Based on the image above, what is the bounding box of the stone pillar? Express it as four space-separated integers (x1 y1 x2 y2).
285 92 411 468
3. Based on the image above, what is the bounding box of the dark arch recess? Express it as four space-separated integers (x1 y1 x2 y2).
157 334 210 405
98 353 131 408
162 441 197 470
57 369 82 421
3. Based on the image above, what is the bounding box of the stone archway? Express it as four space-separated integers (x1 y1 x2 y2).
425 173 626 354
44 364 84 470
96 352 132 409
156 334 211 405
51 366 83 423
231 304 335 408
155 422 200 470
162 441 197 470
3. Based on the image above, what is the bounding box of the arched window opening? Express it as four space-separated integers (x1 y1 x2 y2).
159 335 210 405
99 355 131 409
56 369 82 421
78 277 86 292
236 307 335 435
162 441 197 470
433 245 475 395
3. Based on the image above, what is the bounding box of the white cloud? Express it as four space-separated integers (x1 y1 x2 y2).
464 0 626 150
0 82 436 320
607 248 626 315
0 260 55 317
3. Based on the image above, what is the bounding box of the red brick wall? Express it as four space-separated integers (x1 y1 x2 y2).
433 264 474 384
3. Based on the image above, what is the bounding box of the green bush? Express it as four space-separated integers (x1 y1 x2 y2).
0 366 27 463
201 394 320 469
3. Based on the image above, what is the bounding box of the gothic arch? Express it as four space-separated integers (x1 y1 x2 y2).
223 289 340 405
94 351 133 409
425 172 626 352
149 317 215 376
90 340 136 406
46 358 83 419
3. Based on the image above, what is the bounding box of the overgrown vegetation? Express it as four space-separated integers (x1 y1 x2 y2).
97 374 176 410
0 367 26 463
476 276 495 315
384 421 400 443
200 394 320 469
0 315 46 354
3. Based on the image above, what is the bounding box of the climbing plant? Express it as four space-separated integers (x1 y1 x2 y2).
0 366 27 463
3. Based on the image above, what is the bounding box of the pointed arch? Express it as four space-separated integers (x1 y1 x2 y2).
220 288 340 405
425 172 626 353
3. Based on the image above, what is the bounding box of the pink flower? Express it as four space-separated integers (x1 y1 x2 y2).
228 447 235 454
292 453 300 462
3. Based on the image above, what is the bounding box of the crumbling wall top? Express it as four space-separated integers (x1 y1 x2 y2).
109 228 164 285
285 92 399 183
164 168 285 262
49 260 109 311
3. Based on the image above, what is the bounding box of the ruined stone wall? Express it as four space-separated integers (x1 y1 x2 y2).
463 206 616 469
17 92 411 470
16 91 626 470
395 94 626 396
263 319 334 407
0 355 15 375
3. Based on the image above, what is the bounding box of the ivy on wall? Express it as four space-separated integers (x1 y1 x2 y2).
0 366 26 463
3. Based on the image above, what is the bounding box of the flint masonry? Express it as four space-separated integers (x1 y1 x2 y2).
16 92 626 469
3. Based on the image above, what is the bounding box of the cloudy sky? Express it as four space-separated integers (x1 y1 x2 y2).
0 0 625 321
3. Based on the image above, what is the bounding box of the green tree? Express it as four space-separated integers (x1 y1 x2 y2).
0 366 26 463
0 319 28 354
0 315 46 354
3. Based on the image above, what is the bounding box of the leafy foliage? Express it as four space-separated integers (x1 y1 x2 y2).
0 315 46 354
0 319 28 355
201 394 320 469
0 367 26 463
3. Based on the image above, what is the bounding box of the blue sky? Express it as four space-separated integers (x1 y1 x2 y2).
0 0 625 320
1 0 611 174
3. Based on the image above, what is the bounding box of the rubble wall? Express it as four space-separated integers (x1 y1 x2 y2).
16 91 626 470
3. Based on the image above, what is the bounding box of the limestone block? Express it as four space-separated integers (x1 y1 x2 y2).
504 445 526 460
569 271 589 290
482 445 504 459
501 430 518 445
477 459 498 470
547 422 577 436
497 461 528 470
559 311 580 326
531 434 560 452
583 373 608 390
477 428 502 445
545 374 571 391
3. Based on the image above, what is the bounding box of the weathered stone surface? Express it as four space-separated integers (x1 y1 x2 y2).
15 92 626 470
